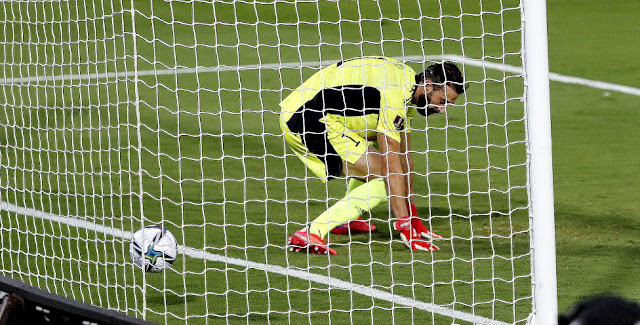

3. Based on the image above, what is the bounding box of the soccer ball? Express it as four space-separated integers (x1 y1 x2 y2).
130 225 177 273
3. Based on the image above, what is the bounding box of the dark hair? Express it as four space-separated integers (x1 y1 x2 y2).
415 61 465 94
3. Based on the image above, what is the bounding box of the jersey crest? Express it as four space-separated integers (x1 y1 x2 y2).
393 115 405 131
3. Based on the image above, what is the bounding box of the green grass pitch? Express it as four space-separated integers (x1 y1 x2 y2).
0 0 638 324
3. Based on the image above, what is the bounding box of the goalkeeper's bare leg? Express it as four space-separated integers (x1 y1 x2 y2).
332 141 379 235
288 146 440 254
288 145 384 255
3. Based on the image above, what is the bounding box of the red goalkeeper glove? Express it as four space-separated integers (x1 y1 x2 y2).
393 216 439 251
408 203 445 241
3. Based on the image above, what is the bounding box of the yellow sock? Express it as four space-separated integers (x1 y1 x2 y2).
309 178 387 239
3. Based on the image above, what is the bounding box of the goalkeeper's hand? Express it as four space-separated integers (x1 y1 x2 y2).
409 204 445 241
393 217 439 252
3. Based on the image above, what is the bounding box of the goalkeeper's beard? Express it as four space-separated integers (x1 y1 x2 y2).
416 90 440 116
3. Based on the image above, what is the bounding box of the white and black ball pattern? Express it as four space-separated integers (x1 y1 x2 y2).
130 225 178 273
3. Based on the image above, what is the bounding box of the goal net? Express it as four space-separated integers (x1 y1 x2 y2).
0 0 556 324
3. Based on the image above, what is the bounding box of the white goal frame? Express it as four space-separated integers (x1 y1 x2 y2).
522 0 558 324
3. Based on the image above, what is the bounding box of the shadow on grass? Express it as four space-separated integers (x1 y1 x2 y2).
208 312 272 324
146 292 198 306
554 208 640 306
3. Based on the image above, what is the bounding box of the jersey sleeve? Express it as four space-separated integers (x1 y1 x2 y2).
405 106 418 134
376 90 408 144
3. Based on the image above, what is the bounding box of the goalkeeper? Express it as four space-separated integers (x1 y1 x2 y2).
280 57 465 255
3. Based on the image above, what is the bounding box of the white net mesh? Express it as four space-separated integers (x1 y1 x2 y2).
0 0 140 315
1 0 534 324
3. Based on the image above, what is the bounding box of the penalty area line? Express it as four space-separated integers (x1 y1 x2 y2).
0 200 509 325
1 54 639 97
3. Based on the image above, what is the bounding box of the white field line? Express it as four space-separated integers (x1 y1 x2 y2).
0 200 509 325
1 54 639 97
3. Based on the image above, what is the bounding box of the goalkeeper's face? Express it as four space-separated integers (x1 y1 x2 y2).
414 83 459 116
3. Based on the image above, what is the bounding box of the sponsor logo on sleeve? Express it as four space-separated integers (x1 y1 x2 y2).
393 115 405 131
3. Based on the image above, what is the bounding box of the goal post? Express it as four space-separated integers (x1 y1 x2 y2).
522 0 559 323
0 0 557 324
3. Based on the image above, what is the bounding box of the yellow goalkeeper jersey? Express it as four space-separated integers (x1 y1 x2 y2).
280 56 417 144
